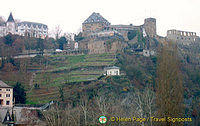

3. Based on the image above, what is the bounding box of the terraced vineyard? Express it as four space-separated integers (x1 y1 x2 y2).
27 53 117 104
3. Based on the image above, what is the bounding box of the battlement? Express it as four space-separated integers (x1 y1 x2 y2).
145 18 156 23
167 29 198 42
167 29 197 37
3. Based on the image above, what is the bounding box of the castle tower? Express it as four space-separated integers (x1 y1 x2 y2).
143 18 156 37
6 12 16 34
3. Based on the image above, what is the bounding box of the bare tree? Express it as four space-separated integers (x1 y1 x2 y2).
156 42 184 126
80 93 89 125
119 87 155 126
54 25 62 40
42 103 81 126
42 104 67 126
64 32 74 42
94 92 110 116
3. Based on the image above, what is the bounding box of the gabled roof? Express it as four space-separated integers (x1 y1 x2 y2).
7 13 15 22
83 12 110 25
0 80 12 88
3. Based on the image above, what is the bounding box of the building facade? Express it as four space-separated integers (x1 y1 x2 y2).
17 21 48 38
0 80 13 108
0 13 48 39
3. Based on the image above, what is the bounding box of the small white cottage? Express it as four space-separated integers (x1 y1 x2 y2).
104 66 120 76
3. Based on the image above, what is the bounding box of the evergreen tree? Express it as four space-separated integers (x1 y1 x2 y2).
36 38 44 55
59 86 64 102
57 36 67 50
13 82 26 104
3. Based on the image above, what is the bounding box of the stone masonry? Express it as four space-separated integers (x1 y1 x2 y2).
167 29 198 43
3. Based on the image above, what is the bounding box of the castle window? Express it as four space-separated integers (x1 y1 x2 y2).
6 101 10 105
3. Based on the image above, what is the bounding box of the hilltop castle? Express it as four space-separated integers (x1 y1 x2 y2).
78 12 157 54
78 12 200 54
0 13 48 39
82 12 157 40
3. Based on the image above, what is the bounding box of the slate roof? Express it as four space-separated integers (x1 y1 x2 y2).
0 108 8 123
0 16 5 23
0 107 43 125
105 66 120 70
0 80 12 88
17 21 48 29
7 13 15 22
83 12 110 25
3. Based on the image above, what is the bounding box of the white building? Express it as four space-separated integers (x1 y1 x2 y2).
0 13 48 39
0 80 13 108
105 66 120 76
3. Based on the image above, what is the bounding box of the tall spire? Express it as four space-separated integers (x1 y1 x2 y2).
7 12 15 22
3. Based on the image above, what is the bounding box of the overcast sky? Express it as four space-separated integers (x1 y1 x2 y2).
0 0 199 36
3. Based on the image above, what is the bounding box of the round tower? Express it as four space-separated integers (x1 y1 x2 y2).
143 18 156 37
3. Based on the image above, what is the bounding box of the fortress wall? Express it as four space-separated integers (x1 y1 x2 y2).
106 25 141 41
88 39 124 54
167 29 198 42
88 40 106 54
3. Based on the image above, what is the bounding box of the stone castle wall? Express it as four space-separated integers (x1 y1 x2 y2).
88 39 125 54
105 25 141 41
82 23 105 37
167 29 198 43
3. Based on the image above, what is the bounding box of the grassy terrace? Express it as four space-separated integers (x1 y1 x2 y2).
27 53 116 104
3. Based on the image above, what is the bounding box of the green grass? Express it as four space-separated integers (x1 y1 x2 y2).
67 55 86 64
26 100 39 105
